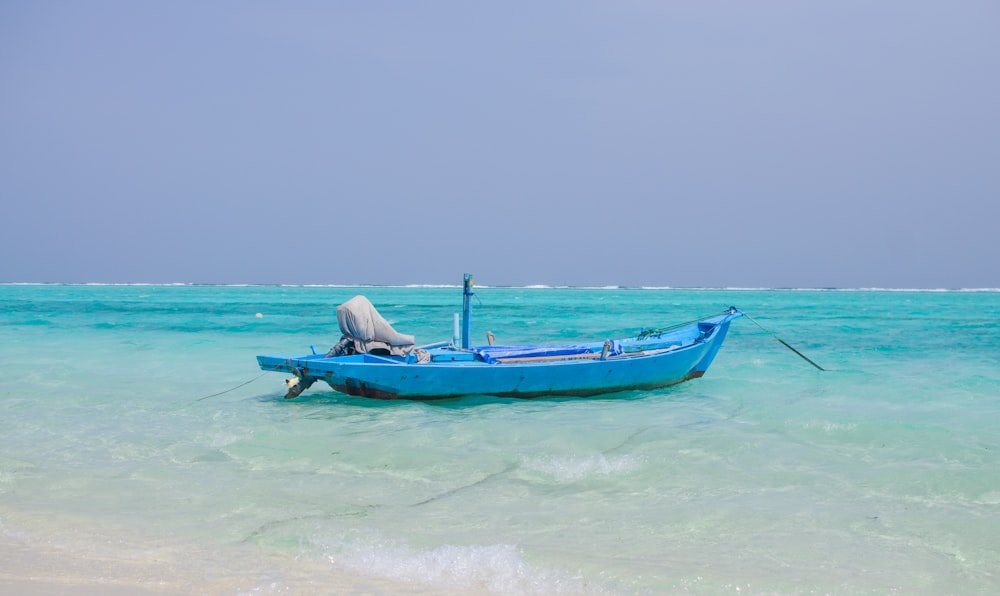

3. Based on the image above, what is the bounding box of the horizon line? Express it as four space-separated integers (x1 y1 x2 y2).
2 282 998 293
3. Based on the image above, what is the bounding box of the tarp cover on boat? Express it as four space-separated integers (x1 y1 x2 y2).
474 341 622 364
327 295 417 358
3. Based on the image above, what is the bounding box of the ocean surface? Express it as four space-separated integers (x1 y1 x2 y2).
1 284 998 594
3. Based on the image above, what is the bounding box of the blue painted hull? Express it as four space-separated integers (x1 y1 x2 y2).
257 309 743 400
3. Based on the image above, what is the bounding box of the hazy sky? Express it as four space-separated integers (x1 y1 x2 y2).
2 1 998 288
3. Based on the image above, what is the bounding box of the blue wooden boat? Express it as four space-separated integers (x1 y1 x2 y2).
257 275 744 400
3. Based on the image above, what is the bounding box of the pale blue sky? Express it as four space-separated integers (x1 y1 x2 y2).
2 1 998 288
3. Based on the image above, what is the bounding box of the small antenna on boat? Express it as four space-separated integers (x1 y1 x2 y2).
743 313 826 371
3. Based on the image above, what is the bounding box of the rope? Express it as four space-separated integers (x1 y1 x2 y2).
195 371 270 401
742 312 826 371
637 308 733 340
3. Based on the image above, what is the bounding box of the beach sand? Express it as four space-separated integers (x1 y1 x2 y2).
1 532 476 595
1 536 174 595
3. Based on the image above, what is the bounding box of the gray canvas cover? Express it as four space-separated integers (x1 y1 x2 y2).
334 295 415 357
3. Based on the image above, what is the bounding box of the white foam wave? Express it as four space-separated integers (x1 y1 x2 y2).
799 420 858 434
331 541 604 594
522 454 643 482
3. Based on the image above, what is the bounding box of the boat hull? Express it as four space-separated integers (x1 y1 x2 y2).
257 310 740 400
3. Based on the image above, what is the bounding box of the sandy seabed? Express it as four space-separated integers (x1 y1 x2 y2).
0 535 462 596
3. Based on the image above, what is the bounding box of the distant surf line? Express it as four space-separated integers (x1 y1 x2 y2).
2 282 998 292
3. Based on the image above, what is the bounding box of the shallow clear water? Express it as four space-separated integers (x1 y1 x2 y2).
1 285 998 593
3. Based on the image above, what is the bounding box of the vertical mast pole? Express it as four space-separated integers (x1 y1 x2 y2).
462 273 474 349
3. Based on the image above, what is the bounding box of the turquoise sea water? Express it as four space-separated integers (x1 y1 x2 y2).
1 284 998 594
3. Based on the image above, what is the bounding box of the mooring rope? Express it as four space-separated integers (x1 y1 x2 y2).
195 371 270 401
742 312 826 371
637 308 734 340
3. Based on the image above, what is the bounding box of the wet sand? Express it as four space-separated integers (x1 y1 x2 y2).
1 534 460 595
1 538 173 595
